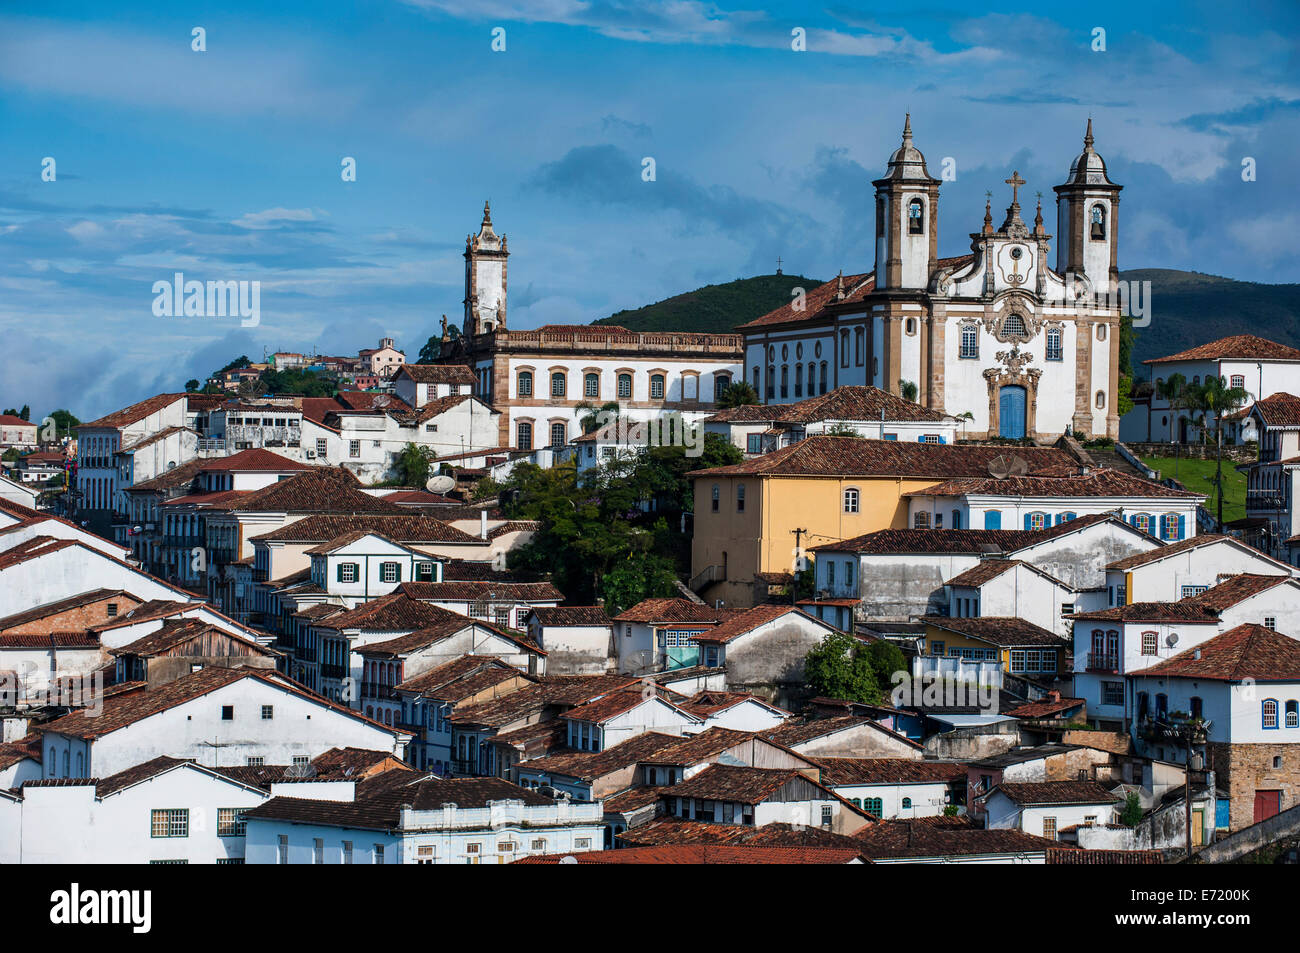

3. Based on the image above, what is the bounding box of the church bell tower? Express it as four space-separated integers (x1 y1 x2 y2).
464 201 508 336
1053 120 1122 292
873 114 942 290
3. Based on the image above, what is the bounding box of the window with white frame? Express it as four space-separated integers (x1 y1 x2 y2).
1141 631 1158 656
380 561 401 584
151 809 189 838
843 488 859 513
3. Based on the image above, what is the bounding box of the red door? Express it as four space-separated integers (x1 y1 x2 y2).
1254 790 1282 824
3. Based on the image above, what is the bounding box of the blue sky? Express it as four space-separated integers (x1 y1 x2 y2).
2 0 1298 419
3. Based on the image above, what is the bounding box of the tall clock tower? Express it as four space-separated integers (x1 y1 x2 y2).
464 201 508 336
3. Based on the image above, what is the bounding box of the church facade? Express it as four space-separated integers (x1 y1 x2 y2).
437 203 744 452
738 117 1123 442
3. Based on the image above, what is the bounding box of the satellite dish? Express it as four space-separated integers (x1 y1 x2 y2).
1166 633 1180 647
987 453 1029 480
426 474 456 494
373 394 390 408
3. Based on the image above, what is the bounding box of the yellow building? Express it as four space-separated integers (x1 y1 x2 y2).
688 435 1070 607
920 616 1068 679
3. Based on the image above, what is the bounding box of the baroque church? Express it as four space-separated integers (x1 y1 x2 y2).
738 116 1123 441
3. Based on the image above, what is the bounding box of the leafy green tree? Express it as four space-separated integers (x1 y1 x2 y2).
804 631 882 704
716 380 760 409
599 550 679 614
575 400 621 435
898 380 919 402
864 639 907 688
185 379 201 392
394 443 435 487
44 409 80 440
418 325 461 363
826 422 863 437
1119 791 1143 827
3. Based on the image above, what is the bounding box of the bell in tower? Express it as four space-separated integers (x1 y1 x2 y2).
1052 119 1122 292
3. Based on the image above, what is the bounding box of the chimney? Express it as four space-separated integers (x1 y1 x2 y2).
480 509 488 540
1048 690 1061 703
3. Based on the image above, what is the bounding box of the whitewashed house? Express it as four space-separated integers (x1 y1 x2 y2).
559 689 701 752
981 781 1122 839
243 773 605 864
306 532 443 605
679 690 791 732
401 580 562 632
1104 534 1297 605
944 559 1089 637
661 764 872 835
524 606 613 675
37 666 408 779
816 758 967 819
692 605 841 708
9 756 269 864
0 473 40 509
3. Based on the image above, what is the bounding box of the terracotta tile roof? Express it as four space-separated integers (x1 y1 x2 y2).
78 393 185 431
689 436 1072 479
510 731 685 781
612 598 729 624
665 764 820 804
0 736 42 771
0 413 34 428
634 727 763 766
92 755 247 798
226 468 408 514
126 458 209 493
399 580 562 602
358 611 538 660
615 818 866 849
1003 697 1086 719
87 599 197 632
992 780 1121 806
40 666 397 739
760 714 922 750
448 675 638 729
1106 534 1245 570
527 606 612 626
0 631 100 648
251 513 478 544
243 773 551 830
560 689 695 726
1070 603 1223 623
707 385 946 424
396 656 528 699
737 272 876 330
306 747 410 780
1140 623 1300 681
119 425 196 452
1145 334 1300 365
1046 847 1164 864
0 588 129 631
907 467 1202 500
1179 573 1294 610
318 594 471 635
303 530 418 556
922 616 1068 648
380 490 459 506
693 605 823 645
515 845 868 864
396 364 477 385
815 513 1127 555
0 535 77 569
941 559 1023 587
679 690 788 718
197 448 312 472
107 618 273 658
814 758 967 786
851 814 1060 859
1247 392 1300 428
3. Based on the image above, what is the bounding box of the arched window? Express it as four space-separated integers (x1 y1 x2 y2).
840 330 850 368
1046 328 1063 361
952 509 961 529
907 199 923 234
794 363 803 397
1263 698 1279 730
550 372 566 398
1095 390 1106 410
843 488 859 514
751 366 759 391
905 317 917 335
901 797 912 810
1131 512 1151 534
766 365 776 399
550 422 566 447
1287 700 1299 728
1090 204 1106 240
914 511 931 529
711 485 720 512
584 372 599 397
617 373 632 399
960 324 978 359
854 327 865 364
1002 313 1027 336
864 797 884 816
516 422 532 451
779 366 788 399
517 371 533 397
1097 323 1107 341
650 374 665 400
819 362 828 394
714 373 730 394
807 363 816 395
1160 513 1181 541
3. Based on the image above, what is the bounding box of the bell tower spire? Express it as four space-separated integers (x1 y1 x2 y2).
463 200 509 336
1053 119 1122 289
873 113 942 290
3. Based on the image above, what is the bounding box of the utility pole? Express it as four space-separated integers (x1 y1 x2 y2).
791 527 808 605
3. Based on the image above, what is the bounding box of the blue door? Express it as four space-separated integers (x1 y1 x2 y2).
999 385 1027 439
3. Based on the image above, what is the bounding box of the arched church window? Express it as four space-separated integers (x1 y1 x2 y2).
1090 205 1106 240
1046 328 1063 362
1097 324 1107 342
794 363 803 397
1001 313 1027 336
854 328 865 364
819 362 829 394
1095 390 1106 410
779 366 788 399
766 365 775 400
840 330 850 368
584 372 599 397
908 199 924 234
752 367 760 391
905 318 917 335
807 363 816 395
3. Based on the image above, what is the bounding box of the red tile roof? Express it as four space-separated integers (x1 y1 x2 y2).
514 845 868 864
907 467 1202 499
77 393 186 431
1179 573 1294 610
527 606 612 627
1070 603 1221 623
1140 623 1300 681
815 513 1134 555
688 436 1071 479
197 448 311 472
736 272 877 330
1144 334 1300 365
1247 392 1300 428
851 814 1060 859
1106 534 1247 570
396 364 477 385
815 758 967 785
0 588 130 632
992 780 1121 806
399 580 563 602
612 598 729 624
707 385 945 424
694 605 825 645
251 513 477 544
922 615 1068 648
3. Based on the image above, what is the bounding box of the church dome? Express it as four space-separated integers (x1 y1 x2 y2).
1063 119 1116 186
880 114 938 183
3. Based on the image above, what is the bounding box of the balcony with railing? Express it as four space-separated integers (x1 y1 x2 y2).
1086 652 1120 673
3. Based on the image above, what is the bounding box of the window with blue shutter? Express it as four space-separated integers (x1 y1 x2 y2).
1024 514 1032 530
985 510 1001 530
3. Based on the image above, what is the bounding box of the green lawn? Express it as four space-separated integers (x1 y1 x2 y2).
1139 455 1247 523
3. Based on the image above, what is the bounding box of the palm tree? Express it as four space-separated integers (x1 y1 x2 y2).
1197 375 1251 529
716 381 760 409
953 410 975 442
575 400 621 435
1156 372 1187 444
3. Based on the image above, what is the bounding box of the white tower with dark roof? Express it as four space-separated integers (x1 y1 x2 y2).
463 201 508 336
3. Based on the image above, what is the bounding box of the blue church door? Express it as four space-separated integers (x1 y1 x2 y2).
999 385 1027 439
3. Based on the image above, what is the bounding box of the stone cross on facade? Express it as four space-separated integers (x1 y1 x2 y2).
1005 170 1026 206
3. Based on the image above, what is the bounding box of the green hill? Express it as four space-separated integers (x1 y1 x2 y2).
591 269 1300 374
1120 269 1300 369
593 274 823 334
